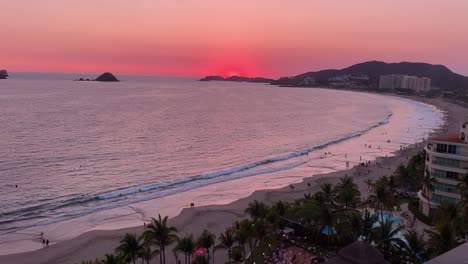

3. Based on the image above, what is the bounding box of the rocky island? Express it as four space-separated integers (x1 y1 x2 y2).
0 70 9 79
95 72 119 82
75 72 119 82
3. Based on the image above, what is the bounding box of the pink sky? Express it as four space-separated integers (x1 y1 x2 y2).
1 0 468 77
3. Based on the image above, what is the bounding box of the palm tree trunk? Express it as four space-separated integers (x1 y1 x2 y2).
212 247 215 264
163 249 166 264
159 247 163 264
228 248 231 264
380 203 384 223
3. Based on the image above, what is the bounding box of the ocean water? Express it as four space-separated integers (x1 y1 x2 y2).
0 74 442 254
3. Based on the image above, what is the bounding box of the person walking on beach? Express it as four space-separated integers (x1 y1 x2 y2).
42 239 46 248
46 239 49 247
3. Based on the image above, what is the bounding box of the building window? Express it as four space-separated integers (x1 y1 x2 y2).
432 194 456 204
446 159 459 168
448 145 457 154
434 157 460 168
434 182 458 193
446 171 459 180
436 144 457 154
436 144 448 153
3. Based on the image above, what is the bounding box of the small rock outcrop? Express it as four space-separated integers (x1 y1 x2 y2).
95 72 119 82
0 70 9 79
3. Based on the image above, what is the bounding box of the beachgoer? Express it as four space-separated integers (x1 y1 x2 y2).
190 202 194 208
46 239 49 246
307 182 311 187
40 232 43 239
42 239 45 247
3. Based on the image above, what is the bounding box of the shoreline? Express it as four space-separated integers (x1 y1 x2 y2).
0 95 464 264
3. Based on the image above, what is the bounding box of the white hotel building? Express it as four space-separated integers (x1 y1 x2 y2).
419 122 468 216
379 74 431 93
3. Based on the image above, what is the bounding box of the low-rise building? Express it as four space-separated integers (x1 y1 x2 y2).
419 122 468 216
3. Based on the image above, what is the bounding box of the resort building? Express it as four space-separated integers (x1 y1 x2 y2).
419 122 468 216
378 74 431 93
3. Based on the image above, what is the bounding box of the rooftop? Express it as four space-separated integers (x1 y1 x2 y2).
426 242 468 264
430 133 465 144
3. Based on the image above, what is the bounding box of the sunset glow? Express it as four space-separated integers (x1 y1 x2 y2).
1 0 468 77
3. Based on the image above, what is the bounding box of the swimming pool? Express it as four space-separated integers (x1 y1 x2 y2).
373 211 403 226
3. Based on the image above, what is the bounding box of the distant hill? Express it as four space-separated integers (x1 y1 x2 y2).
0 70 8 79
272 61 468 90
200 75 274 83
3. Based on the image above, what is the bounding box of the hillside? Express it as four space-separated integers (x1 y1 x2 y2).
200 75 274 83
272 61 468 90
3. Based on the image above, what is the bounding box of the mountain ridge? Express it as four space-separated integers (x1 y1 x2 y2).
200 61 468 90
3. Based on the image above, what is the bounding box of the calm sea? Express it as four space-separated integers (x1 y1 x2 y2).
0 73 442 254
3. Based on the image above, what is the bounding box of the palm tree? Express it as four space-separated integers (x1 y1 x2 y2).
370 178 393 222
336 179 360 214
197 229 216 263
421 169 437 211
394 164 409 190
349 212 363 241
456 173 468 218
116 233 141 264
244 200 268 220
336 175 358 190
175 234 195 264
316 183 337 207
216 228 235 264
102 254 123 264
272 201 287 216
364 178 373 192
230 246 244 264
137 243 155 264
233 221 249 258
401 230 427 264
318 203 337 251
425 222 460 257
361 210 378 243
372 219 403 258
234 219 256 261
143 214 178 264
433 201 463 237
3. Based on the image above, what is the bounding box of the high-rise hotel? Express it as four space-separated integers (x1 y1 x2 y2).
419 122 468 216
379 74 431 93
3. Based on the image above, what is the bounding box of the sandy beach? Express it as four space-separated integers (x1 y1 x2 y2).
0 96 465 264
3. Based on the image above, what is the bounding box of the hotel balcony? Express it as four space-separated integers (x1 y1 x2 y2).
427 162 468 174
433 189 461 200
425 145 468 161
